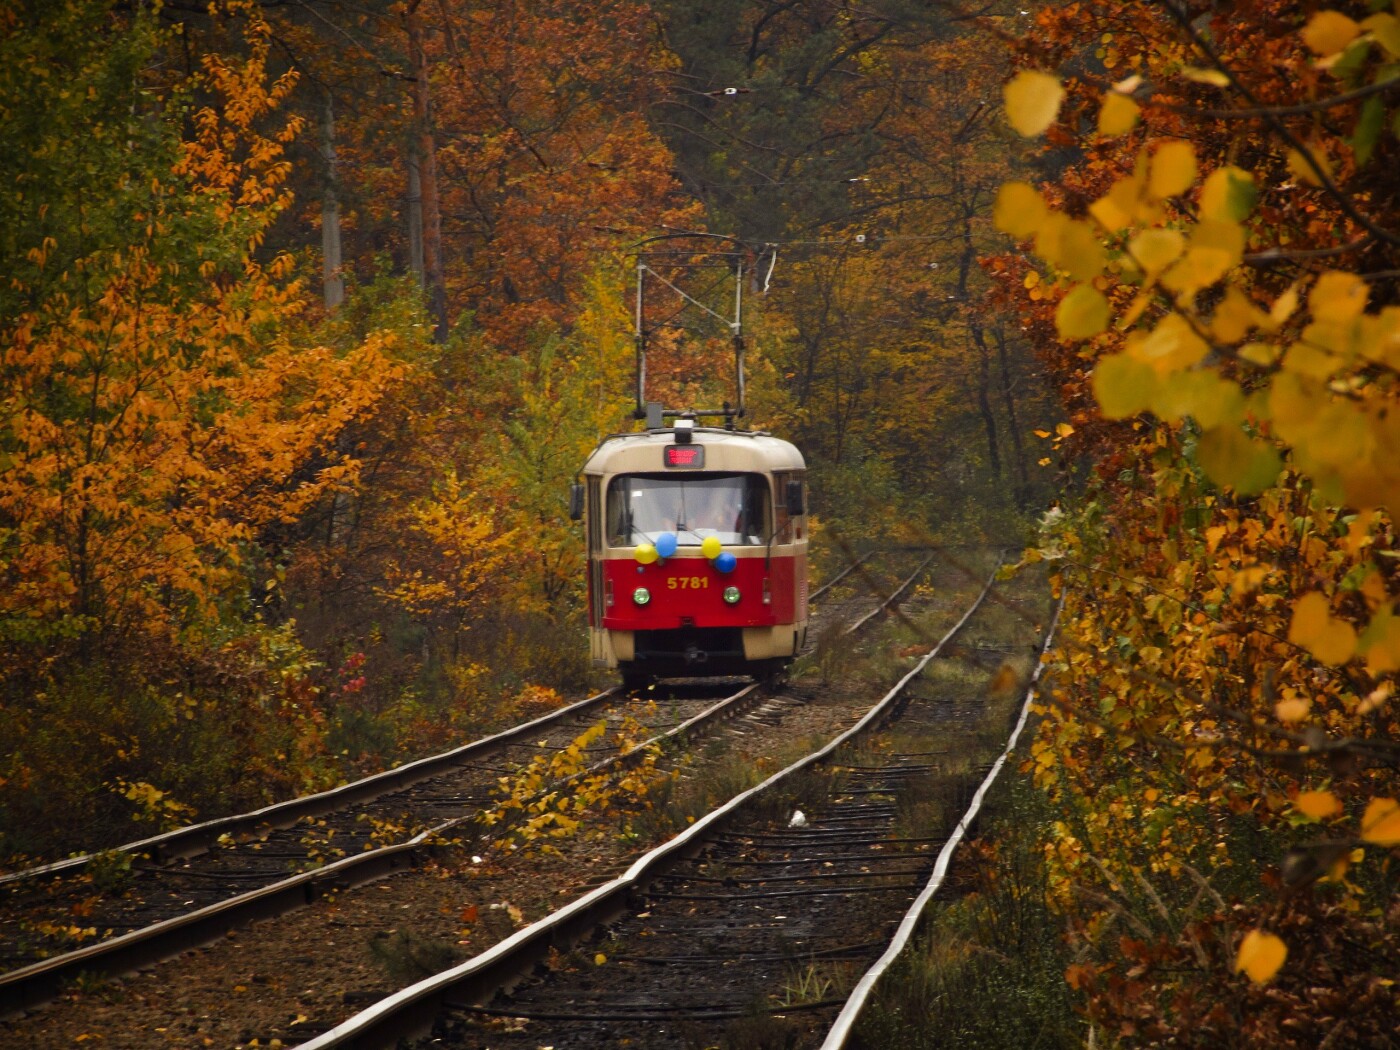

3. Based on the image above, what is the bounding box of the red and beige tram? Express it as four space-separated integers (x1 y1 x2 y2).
572 416 808 687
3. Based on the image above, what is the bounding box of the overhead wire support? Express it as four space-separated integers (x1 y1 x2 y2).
628 230 758 426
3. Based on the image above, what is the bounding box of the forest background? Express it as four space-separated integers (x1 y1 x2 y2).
2 0 1397 1045
0 0 1055 857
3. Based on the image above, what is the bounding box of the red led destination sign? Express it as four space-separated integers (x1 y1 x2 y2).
663 444 705 469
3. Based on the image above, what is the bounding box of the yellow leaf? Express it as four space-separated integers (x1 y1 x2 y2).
1004 71 1064 137
1128 228 1184 276
1310 270 1369 324
1287 145 1331 187
994 182 1050 239
1275 696 1311 723
1290 594 1335 644
1238 341 1279 366
1361 307 1400 367
1295 789 1342 820
1130 313 1209 374
1360 683 1392 714
594 952 608 965
1268 372 1321 446
1196 426 1283 497
1288 591 1357 665
1234 929 1287 984
1181 66 1231 87
1169 219 1246 295
1232 567 1269 594
1056 284 1110 340
1302 10 1360 55
1151 371 1244 429
1360 797 1400 845
1199 166 1257 222
1098 92 1140 137
1362 609 1400 673
1117 289 1153 329
1092 353 1156 419
1211 287 1266 344
1036 217 1106 281
1148 140 1197 199
1089 172 1151 232
1362 13 1400 58
1266 284 1302 330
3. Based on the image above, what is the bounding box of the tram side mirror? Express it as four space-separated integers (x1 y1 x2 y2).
786 480 805 517
568 482 585 521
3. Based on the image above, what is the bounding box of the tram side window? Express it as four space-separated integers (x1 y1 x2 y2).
606 474 769 547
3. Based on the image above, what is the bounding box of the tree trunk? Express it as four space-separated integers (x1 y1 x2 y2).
406 143 424 285
320 91 344 311
994 327 1032 507
403 0 448 342
970 324 1002 477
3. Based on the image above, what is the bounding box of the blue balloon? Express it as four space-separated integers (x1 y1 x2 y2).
655 531 678 558
714 551 737 574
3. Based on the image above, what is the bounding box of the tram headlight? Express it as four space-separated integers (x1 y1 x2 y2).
633 587 652 606
723 586 741 605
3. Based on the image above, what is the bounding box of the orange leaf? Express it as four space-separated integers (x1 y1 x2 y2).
1234 929 1287 984
1294 790 1341 820
1360 798 1400 846
1288 592 1357 665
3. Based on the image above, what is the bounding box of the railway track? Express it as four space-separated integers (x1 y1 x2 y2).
0 683 768 1014
0 548 934 1019
0 548 1029 1047
291 556 1054 1050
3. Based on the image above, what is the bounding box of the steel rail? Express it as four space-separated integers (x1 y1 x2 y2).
842 552 936 635
0 682 765 1015
0 688 622 887
818 598 1063 1048
808 551 871 603
297 558 1002 1050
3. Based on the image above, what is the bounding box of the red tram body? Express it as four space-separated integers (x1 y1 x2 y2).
575 419 808 686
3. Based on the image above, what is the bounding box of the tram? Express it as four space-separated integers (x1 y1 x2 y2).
571 414 808 687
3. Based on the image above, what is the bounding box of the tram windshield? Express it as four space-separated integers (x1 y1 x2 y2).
607 473 769 547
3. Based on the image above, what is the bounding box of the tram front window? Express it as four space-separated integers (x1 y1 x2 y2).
607 474 768 547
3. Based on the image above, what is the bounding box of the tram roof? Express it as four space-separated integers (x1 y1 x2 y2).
581 426 805 476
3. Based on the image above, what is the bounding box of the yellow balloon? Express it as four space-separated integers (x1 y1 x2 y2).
635 543 659 565
701 536 722 560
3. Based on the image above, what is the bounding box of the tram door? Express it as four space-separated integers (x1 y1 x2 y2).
587 477 605 626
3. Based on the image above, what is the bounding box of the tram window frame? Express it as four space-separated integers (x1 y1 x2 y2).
606 473 770 548
772 472 805 543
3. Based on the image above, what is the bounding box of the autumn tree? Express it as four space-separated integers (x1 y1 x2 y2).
652 0 952 240
0 0 410 859
996 2 1400 1042
739 4 1057 535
